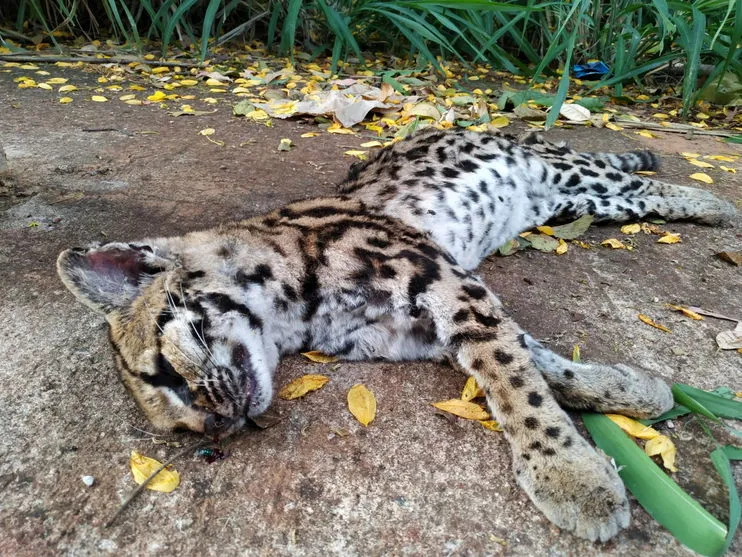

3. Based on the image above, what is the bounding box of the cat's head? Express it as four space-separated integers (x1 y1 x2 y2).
57 241 272 437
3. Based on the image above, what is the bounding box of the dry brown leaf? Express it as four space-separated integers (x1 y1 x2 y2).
638 314 671 333
279 374 330 400
717 251 742 266
301 351 338 363
129 451 180 492
432 399 490 420
348 384 376 426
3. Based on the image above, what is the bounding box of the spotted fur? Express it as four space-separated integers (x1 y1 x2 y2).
58 129 734 542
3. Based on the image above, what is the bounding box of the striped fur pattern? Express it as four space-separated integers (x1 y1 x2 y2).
58 129 735 542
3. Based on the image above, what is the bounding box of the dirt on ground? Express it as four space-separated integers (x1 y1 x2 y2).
1 68 741 556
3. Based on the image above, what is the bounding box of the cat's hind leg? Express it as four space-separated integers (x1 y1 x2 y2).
521 333 673 419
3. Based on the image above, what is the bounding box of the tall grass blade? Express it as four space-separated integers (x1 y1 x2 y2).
583 413 727 557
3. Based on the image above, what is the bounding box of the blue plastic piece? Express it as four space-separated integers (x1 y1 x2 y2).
572 61 610 79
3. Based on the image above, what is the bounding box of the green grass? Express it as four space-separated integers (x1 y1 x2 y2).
1 1 739 115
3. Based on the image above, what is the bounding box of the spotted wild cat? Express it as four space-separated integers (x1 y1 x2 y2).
57 128 735 542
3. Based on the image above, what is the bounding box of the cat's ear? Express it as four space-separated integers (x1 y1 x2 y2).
57 241 174 314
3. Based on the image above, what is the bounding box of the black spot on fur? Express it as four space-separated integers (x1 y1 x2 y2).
545 426 560 438
379 264 397 279
453 309 470 323
524 417 539 429
527 392 543 407
471 358 484 370
462 284 487 300
472 310 501 327
204 293 263 330
564 369 574 379
457 159 480 172
565 173 581 188
442 168 460 179
282 283 298 302
509 376 524 388
495 349 514 365
235 264 273 286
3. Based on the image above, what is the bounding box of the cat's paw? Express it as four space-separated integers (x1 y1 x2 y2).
512 437 630 541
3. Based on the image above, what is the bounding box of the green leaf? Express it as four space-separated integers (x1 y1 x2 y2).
550 215 594 240
673 384 742 420
583 413 727 557
710 446 741 554
640 404 691 426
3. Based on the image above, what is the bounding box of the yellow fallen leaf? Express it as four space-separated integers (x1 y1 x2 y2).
125 100 143 105
147 90 167 102
301 351 339 363
300 132 320 138
687 158 714 169
344 150 368 160
91 95 108 102
327 125 356 135
199 128 216 136
348 384 376 426
605 122 623 131
607 415 678 471
689 172 713 184
536 225 555 236
680 152 701 158
635 130 657 138
432 399 490 421
245 109 270 121
633 170 656 175
719 166 736 173
644 435 678 472
58 84 77 92
601 238 626 249
480 420 503 432
620 223 642 234
641 222 664 235
461 376 484 402
572 344 581 363
205 78 224 86
119 94 136 101
59 97 73 104
360 140 384 148
606 414 659 439
279 374 330 400
666 304 704 320
179 79 199 86
572 240 591 249
555 238 568 255
490 116 510 128
705 155 737 162
638 314 671 333
129 451 180 492
129 84 146 91
657 233 681 244
652 113 669 120
46 77 68 84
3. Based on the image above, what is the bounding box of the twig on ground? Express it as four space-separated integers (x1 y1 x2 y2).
104 438 206 528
